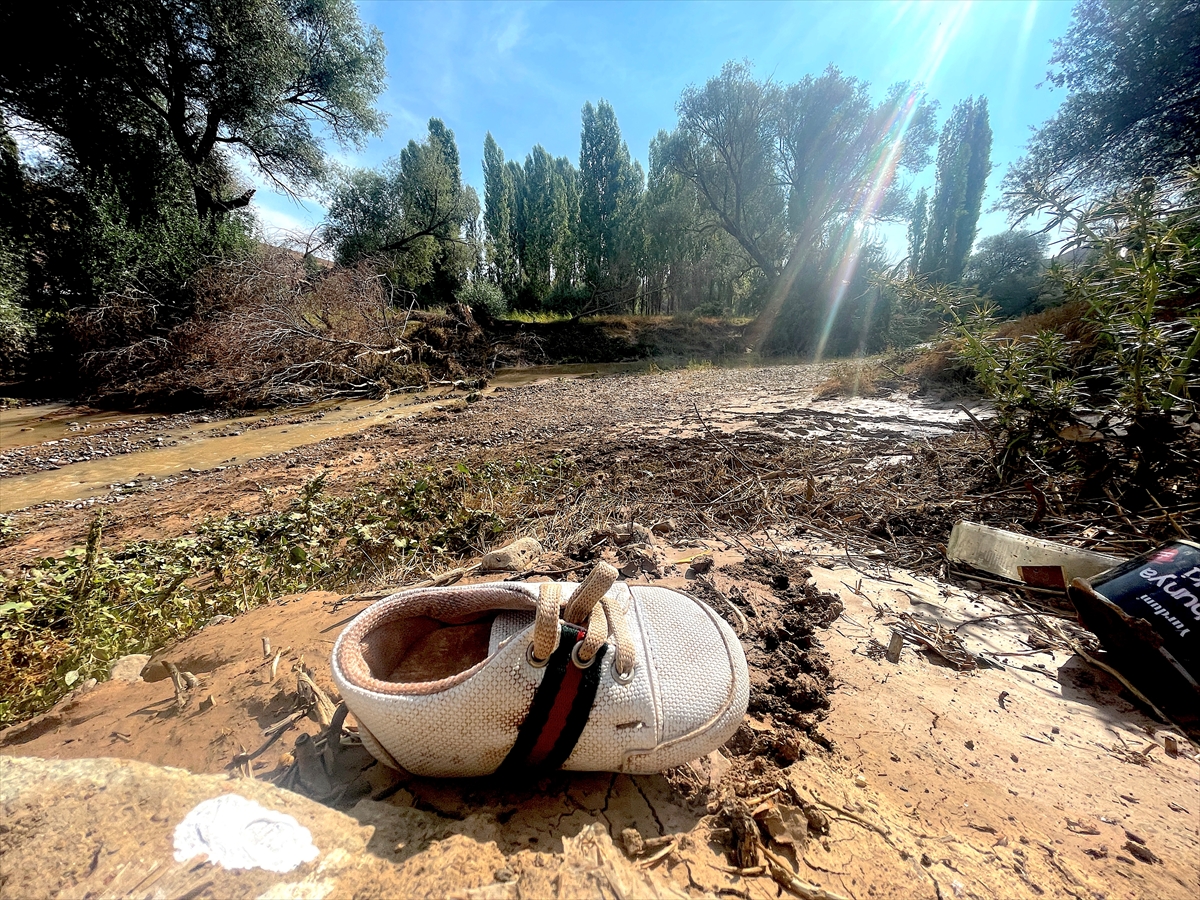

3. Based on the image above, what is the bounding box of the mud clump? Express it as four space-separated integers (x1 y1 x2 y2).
706 557 843 767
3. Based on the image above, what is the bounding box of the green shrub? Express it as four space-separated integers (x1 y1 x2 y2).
0 457 573 725
892 172 1199 485
455 279 507 318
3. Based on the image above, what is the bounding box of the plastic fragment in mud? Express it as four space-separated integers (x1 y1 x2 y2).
173 793 319 872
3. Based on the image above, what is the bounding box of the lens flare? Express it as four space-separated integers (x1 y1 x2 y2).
750 1 974 359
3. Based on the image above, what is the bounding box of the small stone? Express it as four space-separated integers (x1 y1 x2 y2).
109 654 151 682
650 519 676 535
690 555 714 574
854 773 867 788
621 827 644 857
494 868 514 883
1123 841 1160 864
965 740 975 750
481 537 543 572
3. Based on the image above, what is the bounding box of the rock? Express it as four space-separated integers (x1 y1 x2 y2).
108 654 151 682
690 749 732 790
0 756 399 899
598 523 654 547
621 827 644 857
650 519 677 535
480 536 543 572
689 554 714 574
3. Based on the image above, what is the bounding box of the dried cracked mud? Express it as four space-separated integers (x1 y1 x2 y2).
2 363 1198 899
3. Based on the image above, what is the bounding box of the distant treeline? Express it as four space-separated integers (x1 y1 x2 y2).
1 0 1196 390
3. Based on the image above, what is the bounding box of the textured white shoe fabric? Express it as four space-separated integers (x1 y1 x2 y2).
331 578 749 777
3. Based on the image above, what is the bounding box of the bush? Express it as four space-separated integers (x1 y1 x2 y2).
456 279 507 318
892 172 1200 494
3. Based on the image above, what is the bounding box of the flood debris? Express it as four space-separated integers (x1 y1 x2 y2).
1068 540 1200 739
948 521 1123 591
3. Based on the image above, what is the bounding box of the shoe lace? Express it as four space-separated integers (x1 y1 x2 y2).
528 562 634 682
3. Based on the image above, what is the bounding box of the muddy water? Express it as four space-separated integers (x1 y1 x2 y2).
0 364 646 512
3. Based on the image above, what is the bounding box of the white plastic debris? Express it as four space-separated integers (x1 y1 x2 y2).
173 793 319 872
947 521 1121 588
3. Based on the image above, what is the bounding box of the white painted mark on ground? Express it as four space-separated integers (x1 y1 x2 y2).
173 793 319 872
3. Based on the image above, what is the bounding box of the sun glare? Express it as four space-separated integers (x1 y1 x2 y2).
804 0 975 360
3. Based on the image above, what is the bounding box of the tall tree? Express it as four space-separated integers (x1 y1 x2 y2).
325 118 478 296
553 155 581 289
920 97 992 282
579 100 644 292
643 129 752 315
519 145 569 302
668 62 936 312
1006 0 1200 195
482 133 518 294
908 187 928 275
0 0 386 219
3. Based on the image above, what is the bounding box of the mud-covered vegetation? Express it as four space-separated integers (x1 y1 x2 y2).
0 459 569 724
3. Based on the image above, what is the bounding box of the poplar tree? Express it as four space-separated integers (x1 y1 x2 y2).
920 97 992 282
482 133 518 295
520 145 569 301
579 100 643 291
908 187 928 275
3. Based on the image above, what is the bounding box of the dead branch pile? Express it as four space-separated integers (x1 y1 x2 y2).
77 250 492 408
480 417 1198 578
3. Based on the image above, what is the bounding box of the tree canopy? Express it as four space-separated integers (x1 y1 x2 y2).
325 118 479 297
0 0 387 218
1005 0 1200 195
666 63 937 296
964 229 1049 317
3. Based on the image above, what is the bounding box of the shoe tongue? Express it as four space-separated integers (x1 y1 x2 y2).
489 610 535 656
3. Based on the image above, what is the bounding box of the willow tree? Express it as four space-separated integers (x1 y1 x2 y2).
666 62 937 344
1005 0 1200 195
326 119 479 298
0 0 386 220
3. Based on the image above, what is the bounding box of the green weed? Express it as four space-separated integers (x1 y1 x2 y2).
0 457 574 726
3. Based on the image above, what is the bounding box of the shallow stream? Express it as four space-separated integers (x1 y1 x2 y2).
0 364 647 512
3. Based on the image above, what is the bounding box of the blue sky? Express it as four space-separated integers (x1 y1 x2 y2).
253 0 1077 258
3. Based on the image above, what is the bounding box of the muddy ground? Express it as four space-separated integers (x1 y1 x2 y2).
1 363 1198 899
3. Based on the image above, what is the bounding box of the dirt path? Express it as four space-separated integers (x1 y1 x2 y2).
3 543 1196 899
2 363 1197 899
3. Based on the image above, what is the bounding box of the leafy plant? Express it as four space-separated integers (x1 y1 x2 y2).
893 171 1199 489
0 457 574 725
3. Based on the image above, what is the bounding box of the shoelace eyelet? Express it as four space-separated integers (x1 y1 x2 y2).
611 660 634 685
526 642 551 668
570 641 599 669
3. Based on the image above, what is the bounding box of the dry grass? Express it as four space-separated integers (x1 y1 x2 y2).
814 361 886 399
84 250 491 408
994 300 1098 347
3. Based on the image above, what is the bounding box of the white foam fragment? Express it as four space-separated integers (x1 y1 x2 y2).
173 793 319 872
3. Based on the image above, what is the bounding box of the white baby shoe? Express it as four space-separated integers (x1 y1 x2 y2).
332 562 749 777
